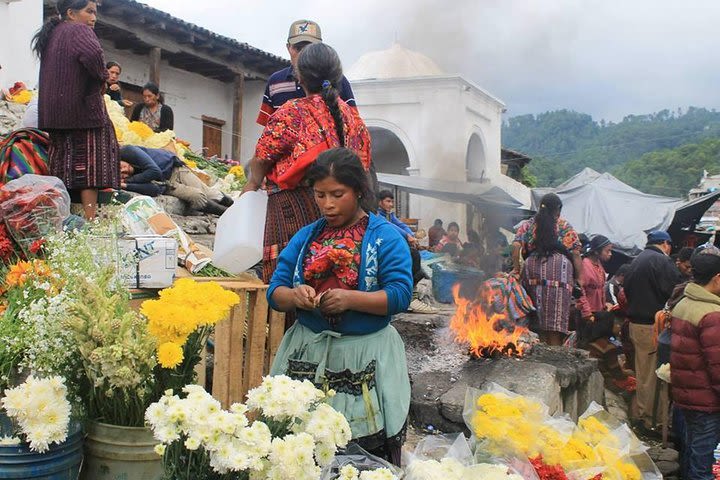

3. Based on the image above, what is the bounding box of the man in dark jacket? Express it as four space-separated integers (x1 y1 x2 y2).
671 251 720 480
623 230 682 431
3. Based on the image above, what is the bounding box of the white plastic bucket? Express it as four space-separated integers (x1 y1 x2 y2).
212 190 268 275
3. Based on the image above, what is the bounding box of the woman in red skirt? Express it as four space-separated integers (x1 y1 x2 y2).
33 0 119 219
242 43 371 284
512 193 584 345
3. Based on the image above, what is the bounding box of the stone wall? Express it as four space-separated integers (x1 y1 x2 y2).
393 309 605 433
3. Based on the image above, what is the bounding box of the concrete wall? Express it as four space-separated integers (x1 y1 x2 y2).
100 43 266 160
0 0 42 89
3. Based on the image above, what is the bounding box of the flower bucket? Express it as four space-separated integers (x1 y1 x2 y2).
80 422 161 480
0 429 83 479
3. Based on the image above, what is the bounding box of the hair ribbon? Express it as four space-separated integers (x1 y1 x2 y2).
322 80 331 89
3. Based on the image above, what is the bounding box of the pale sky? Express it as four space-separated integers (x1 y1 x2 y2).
142 0 720 122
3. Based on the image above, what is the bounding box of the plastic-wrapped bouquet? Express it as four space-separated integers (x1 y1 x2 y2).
1 375 71 452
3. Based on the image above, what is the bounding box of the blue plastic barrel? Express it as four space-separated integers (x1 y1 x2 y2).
431 262 486 304
0 429 83 479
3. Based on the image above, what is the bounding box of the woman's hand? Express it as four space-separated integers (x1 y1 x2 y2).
109 83 121 92
122 99 134 107
241 180 261 194
292 285 316 311
318 289 352 316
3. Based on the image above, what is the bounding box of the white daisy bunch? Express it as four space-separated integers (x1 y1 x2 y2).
254 432 320 480
293 402 352 466
406 458 523 480
338 465 399 480
146 385 272 476
246 375 326 421
2 375 71 453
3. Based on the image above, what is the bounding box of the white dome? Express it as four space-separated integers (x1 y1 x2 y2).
346 43 444 80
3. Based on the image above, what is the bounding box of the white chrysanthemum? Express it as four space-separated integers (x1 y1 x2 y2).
246 375 324 420
359 468 399 480
2 376 71 453
339 465 360 480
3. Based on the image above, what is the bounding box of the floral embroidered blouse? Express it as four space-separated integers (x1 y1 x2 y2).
513 217 582 258
303 216 368 294
254 94 371 192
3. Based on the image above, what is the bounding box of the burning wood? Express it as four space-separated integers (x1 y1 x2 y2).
450 283 537 358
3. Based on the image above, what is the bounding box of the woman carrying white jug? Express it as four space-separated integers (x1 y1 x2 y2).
241 42 371 283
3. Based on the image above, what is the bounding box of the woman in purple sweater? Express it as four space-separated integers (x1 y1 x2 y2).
32 0 119 219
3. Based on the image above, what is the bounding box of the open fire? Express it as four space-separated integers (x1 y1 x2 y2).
450 283 534 358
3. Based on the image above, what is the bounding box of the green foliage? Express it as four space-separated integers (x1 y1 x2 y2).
503 107 720 192
615 138 720 196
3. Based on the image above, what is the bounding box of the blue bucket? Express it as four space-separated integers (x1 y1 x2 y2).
0 428 83 479
431 263 486 304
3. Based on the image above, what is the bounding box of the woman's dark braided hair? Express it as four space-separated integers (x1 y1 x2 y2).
296 43 345 147
32 0 93 59
534 193 564 257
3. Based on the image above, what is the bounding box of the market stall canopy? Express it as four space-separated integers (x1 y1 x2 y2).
531 168 683 254
376 173 524 210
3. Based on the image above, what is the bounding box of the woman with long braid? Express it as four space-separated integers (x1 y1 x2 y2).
512 193 584 345
243 43 371 283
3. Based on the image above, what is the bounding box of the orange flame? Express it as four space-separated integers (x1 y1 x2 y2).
450 284 530 357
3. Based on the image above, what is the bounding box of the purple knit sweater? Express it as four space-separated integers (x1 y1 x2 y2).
38 22 109 130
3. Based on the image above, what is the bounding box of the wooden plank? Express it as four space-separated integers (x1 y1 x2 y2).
232 74 244 161
242 290 269 399
149 47 161 85
266 310 286 372
227 292 248 406
96 16 270 80
212 313 232 407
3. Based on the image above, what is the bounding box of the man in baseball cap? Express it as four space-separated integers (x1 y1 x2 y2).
256 19 356 127
287 19 322 45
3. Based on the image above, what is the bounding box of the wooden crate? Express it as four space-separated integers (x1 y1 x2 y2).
193 279 286 408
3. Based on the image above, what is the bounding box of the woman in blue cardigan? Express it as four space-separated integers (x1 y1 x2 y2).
268 147 413 465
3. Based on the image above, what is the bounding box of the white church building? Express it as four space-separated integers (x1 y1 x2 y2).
347 44 531 235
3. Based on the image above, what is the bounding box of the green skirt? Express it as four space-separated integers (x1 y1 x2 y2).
270 323 410 441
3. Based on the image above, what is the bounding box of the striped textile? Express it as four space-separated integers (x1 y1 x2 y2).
522 252 575 333
262 186 320 283
47 118 119 192
0 129 50 186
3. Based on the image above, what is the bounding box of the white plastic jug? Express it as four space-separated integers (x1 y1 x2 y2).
212 190 268 275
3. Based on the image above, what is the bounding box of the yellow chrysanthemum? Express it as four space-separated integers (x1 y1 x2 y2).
157 342 184 368
183 160 198 170
141 280 240 369
229 165 246 180
128 121 154 140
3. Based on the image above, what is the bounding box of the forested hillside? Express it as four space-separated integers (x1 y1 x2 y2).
503 107 720 196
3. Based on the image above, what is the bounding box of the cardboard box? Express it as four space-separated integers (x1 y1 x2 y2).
119 235 177 289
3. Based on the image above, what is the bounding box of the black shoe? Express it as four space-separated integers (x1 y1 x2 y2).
202 200 228 216
218 195 234 207
631 420 662 440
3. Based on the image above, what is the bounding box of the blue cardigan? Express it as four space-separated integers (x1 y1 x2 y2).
267 213 413 335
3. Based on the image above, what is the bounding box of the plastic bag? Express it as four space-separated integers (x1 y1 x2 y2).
319 443 401 480
0 174 70 252
122 196 211 273
403 433 527 480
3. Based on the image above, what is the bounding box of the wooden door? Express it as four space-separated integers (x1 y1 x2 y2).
120 83 143 118
202 116 225 158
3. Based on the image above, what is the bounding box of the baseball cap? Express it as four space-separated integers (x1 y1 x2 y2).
288 20 322 45
647 230 672 244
